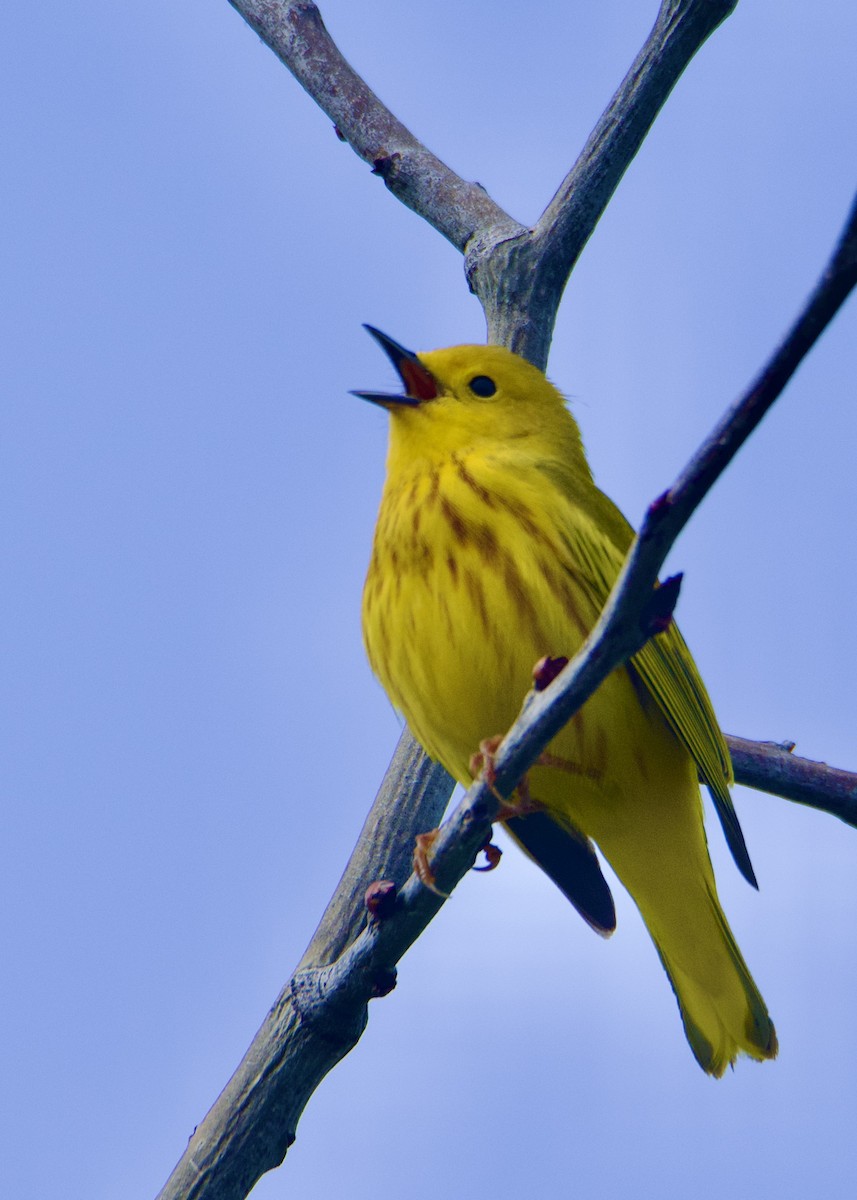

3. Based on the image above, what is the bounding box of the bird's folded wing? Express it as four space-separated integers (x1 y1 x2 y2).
504 811 616 935
550 479 756 887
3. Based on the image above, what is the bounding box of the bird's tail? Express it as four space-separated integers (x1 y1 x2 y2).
644 878 778 1076
530 693 777 1075
539 771 777 1075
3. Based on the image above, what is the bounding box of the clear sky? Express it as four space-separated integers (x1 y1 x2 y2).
3 2 856 1198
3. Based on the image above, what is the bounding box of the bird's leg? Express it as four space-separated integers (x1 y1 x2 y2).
469 736 542 820
415 731 573 893
412 825 502 891
412 829 450 898
473 838 503 872
471 733 601 804
410 735 516 895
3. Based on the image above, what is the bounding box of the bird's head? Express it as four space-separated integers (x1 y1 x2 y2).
352 326 588 472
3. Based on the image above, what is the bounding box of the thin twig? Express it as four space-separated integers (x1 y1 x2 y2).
728 735 857 827
432 192 857 875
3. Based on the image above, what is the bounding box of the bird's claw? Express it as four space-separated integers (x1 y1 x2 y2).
469 736 541 820
413 829 451 898
473 839 503 872
469 736 507 801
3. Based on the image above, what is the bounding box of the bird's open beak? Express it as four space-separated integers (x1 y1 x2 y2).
351 325 439 407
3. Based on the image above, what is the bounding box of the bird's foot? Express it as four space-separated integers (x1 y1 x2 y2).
469 736 542 821
473 837 503 872
412 829 450 898
469 735 505 798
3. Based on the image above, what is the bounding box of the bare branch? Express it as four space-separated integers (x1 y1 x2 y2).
728 736 857 827
227 0 522 251
487 199 857 839
228 2 743 370
153 577 667 1200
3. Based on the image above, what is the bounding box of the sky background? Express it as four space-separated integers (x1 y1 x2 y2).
3 2 856 1197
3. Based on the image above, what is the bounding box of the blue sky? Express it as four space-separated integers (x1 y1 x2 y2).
3 2 856 1197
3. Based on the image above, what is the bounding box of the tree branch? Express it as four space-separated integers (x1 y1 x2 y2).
728 735 857 827
228 1 741 370
154 730 454 1200
609 192 857 584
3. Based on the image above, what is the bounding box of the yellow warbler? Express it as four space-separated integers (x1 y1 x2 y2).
355 327 776 1076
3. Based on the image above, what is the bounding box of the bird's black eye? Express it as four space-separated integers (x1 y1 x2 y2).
468 375 497 398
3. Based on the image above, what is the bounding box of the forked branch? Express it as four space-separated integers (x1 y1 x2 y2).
229 0 738 367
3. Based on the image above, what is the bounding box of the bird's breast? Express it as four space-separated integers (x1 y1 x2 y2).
362 454 602 780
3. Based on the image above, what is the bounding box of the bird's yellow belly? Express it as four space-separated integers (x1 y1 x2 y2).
364 503 680 829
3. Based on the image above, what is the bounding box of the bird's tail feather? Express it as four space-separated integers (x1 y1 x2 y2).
648 880 777 1076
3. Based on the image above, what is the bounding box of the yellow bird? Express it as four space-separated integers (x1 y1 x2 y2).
355 327 776 1076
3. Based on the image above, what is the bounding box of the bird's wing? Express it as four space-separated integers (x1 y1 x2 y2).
548 469 756 887
632 620 756 887
505 811 617 936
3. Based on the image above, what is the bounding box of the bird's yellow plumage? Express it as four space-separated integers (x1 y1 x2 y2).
356 329 776 1076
